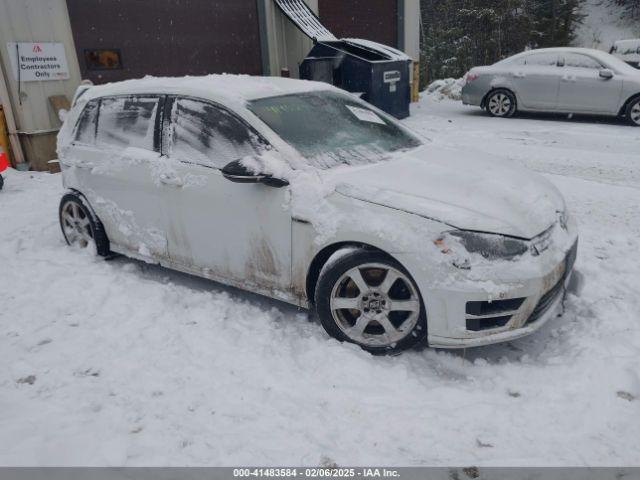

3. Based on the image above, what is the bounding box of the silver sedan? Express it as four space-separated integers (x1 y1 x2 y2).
461 47 640 126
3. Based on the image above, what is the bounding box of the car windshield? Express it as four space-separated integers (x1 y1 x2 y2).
248 90 422 169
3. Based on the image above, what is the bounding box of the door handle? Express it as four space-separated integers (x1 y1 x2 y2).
159 173 183 187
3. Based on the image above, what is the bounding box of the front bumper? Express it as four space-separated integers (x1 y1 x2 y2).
396 224 579 349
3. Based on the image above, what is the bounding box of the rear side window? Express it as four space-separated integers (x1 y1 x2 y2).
96 96 160 150
167 98 262 169
73 100 99 144
522 53 558 66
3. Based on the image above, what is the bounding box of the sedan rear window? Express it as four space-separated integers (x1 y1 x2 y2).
522 53 559 66
248 91 421 170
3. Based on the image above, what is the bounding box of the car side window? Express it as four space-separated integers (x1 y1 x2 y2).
73 100 99 145
563 53 602 70
167 97 262 169
523 53 559 66
96 96 160 150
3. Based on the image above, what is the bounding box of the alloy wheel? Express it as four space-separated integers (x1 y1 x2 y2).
488 93 512 116
61 201 94 248
329 263 421 347
631 102 640 126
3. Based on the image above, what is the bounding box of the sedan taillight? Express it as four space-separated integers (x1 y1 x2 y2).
466 73 480 82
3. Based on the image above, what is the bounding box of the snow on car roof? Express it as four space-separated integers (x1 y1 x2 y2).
79 74 335 107
502 47 632 68
613 38 640 46
511 47 608 58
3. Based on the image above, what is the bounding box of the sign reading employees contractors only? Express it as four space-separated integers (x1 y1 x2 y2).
7 42 70 81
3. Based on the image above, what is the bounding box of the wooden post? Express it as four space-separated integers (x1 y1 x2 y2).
411 61 420 103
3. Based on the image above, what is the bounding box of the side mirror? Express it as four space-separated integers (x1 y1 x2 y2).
221 160 289 188
599 69 614 79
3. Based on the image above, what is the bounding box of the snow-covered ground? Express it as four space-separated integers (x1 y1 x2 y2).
1 95 639 466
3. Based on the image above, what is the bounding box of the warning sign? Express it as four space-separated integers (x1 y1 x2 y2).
7 42 70 82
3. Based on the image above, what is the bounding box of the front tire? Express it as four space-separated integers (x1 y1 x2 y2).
59 193 110 256
314 249 428 354
485 89 517 118
626 97 640 126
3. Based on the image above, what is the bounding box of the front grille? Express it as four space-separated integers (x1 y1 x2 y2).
526 240 578 326
465 297 526 331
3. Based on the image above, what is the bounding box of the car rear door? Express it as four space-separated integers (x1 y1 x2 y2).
556 53 624 114
160 96 293 292
509 52 562 110
68 94 171 258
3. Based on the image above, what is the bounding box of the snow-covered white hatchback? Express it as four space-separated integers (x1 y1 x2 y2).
58 75 578 354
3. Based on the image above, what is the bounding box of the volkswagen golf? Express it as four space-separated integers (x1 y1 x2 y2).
58 75 578 354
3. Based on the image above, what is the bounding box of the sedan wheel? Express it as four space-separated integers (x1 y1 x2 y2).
627 98 640 126
486 90 517 118
315 250 428 354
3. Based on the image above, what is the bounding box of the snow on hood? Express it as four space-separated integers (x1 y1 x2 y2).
330 145 565 239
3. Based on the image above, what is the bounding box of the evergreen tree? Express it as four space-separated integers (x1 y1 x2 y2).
420 0 585 86
611 0 640 20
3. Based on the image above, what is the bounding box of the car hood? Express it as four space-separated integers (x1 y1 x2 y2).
329 145 565 239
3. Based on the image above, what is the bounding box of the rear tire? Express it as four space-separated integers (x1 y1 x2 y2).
0 175 3 191
485 89 517 118
314 248 428 355
626 97 640 126
59 193 110 256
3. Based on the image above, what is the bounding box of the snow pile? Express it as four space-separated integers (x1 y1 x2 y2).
574 0 640 50
424 77 465 101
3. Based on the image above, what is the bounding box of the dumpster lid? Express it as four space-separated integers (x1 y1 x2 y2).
343 38 412 61
274 0 336 41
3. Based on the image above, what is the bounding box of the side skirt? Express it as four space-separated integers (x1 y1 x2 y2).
109 243 310 310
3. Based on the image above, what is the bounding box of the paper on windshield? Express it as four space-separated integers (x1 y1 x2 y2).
346 105 386 125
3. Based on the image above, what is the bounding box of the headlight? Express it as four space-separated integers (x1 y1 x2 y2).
437 230 529 261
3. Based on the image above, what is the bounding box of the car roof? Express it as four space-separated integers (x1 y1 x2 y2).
79 74 335 108
507 47 619 64
517 47 605 57
613 38 640 45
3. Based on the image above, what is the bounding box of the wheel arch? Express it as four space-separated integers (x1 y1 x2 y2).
63 188 100 221
618 92 640 116
305 241 399 307
481 86 518 109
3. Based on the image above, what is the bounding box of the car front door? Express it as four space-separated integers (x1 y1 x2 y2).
160 96 292 292
509 52 563 110
65 95 171 259
557 53 624 114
